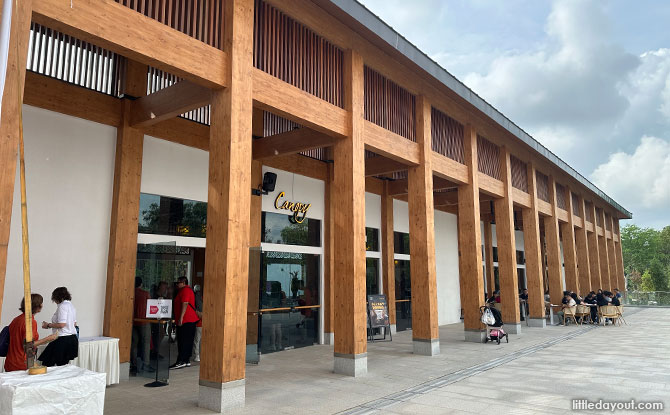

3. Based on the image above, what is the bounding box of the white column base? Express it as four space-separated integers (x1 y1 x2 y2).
528 317 546 328
464 329 486 343
324 332 335 345
505 322 522 334
198 379 245 413
333 353 367 377
413 338 440 356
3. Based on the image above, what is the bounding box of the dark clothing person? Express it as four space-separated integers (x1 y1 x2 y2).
611 297 620 306
596 293 608 307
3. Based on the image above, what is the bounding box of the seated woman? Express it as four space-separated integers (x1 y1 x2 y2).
38 287 78 367
4 294 58 372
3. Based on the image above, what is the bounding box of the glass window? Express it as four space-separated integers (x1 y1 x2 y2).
366 258 380 295
494 266 500 291
394 259 411 331
138 193 207 238
366 228 380 252
262 212 321 247
517 268 526 291
492 247 499 262
394 232 410 255
516 250 525 265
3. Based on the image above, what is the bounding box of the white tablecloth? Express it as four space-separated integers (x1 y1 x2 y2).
0 337 120 386
0 365 106 415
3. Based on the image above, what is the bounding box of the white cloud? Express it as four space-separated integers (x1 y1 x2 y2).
591 136 670 225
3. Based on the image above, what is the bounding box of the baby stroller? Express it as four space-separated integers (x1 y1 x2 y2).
480 304 509 344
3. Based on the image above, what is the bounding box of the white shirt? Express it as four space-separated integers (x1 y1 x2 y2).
52 300 77 336
567 298 576 307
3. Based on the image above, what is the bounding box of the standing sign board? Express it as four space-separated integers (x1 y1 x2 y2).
145 299 172 319
366 294 392 342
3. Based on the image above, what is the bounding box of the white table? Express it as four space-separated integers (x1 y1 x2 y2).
0 336 119 386
0 365 106 415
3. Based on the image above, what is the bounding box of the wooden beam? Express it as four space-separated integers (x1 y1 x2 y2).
365 156 407 177
24 72 122 126
365 176 384 195
142 117 209 151
511 188 531 209
252 128 335 160
478 173 504 198
575 195 592 293
0 0 32 324
408 96 439 351
364 120 420 165
103 102 144 364
263 154 328 181
129 80 211 128
433 191 458 206
494 147 521 327
522 163 545 321
537 199 552 217
544 176 564 305
253 68 347 137
199 0 253 405
562 187 579 294
457 124 485 338
381 182 396 326
432 152 468 185
556 209 569 223
32 0 227 88
333 50 367 375
587 203 602 290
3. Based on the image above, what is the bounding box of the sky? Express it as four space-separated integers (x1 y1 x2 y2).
358 0 670 230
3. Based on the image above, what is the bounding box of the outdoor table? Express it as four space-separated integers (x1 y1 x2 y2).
0 337 119 386
0 365 106 414
548 304 563 325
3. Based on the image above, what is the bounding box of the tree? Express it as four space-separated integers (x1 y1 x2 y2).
627 270 642 291
620 224 660 274
648 258 669 292
640 270 654 292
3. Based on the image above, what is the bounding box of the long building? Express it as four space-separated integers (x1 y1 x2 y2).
0 0 630 412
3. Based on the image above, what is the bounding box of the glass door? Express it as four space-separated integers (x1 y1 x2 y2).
394 259 412 332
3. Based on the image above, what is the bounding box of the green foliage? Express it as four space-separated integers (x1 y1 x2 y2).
622 224 670 292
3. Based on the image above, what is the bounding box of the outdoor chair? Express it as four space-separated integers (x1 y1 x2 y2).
575 305 591 324
599 305 619 326
616 305 627 325
562 306 579 326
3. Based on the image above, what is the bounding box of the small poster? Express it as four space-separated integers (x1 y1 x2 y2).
367 294 389 328
146 299 172 319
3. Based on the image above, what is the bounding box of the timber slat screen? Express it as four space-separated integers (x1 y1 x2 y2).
364 66 416 142
555 183 566 210
585 201 594 222
431 107 464 163
510 155 528 193
27 23 123 97
605 216 612 231
596 208 604 227
114 0 225 50
536 171 550 202
476 135 501 180
253 0 344 108
572 193 580 216
262 112 327 161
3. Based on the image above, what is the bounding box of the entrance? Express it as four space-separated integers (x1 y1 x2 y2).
394 259 412 331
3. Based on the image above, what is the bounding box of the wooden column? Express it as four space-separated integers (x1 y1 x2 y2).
457 124 485 342
0 0 32 323
561 187 579 294
408 96 439 354
544 176 564 305
246 109 263 352
615 222 626 292
483 221 495 297
607 215 619 291
493 147 521 332
103 60 147 364
333 49 367 376
575 195 591 294
587 203 602 290
381 181 396 328
522 163 545 326
323 161 335 343
198 0 252 410
597 209 611 291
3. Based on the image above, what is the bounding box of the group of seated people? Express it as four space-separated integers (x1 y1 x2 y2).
554 288 622 325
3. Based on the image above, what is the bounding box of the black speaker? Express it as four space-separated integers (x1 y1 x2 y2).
262 172 277 193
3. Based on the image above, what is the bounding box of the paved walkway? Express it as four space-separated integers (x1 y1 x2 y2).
105 308 669 414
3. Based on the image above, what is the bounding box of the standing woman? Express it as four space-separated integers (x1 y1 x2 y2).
39 287 78 366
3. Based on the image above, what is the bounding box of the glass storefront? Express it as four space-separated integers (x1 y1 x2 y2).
262 212 320 247
138 193 207 238
258 251 320 354
366 258 380 296
394 259 412 331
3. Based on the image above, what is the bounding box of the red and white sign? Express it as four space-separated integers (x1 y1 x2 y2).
145 299 172 319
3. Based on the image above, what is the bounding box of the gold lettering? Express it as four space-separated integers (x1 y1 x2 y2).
273 190 311 222
274 191 285 209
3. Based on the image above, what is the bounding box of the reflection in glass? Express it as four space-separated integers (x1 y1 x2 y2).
366 258 380 295
258 251 320 354
138 193 207 238
394 232 410 254
366 228 380 251
262 212 321 247
394 259 412 331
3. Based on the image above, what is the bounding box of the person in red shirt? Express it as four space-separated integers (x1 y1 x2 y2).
4 294 57 372
170 277 199 369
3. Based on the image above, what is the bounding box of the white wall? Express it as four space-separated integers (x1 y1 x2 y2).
434 210 461 325
393 199 409 234
261 166 324 220
365 193 381 229
2 106 116 339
